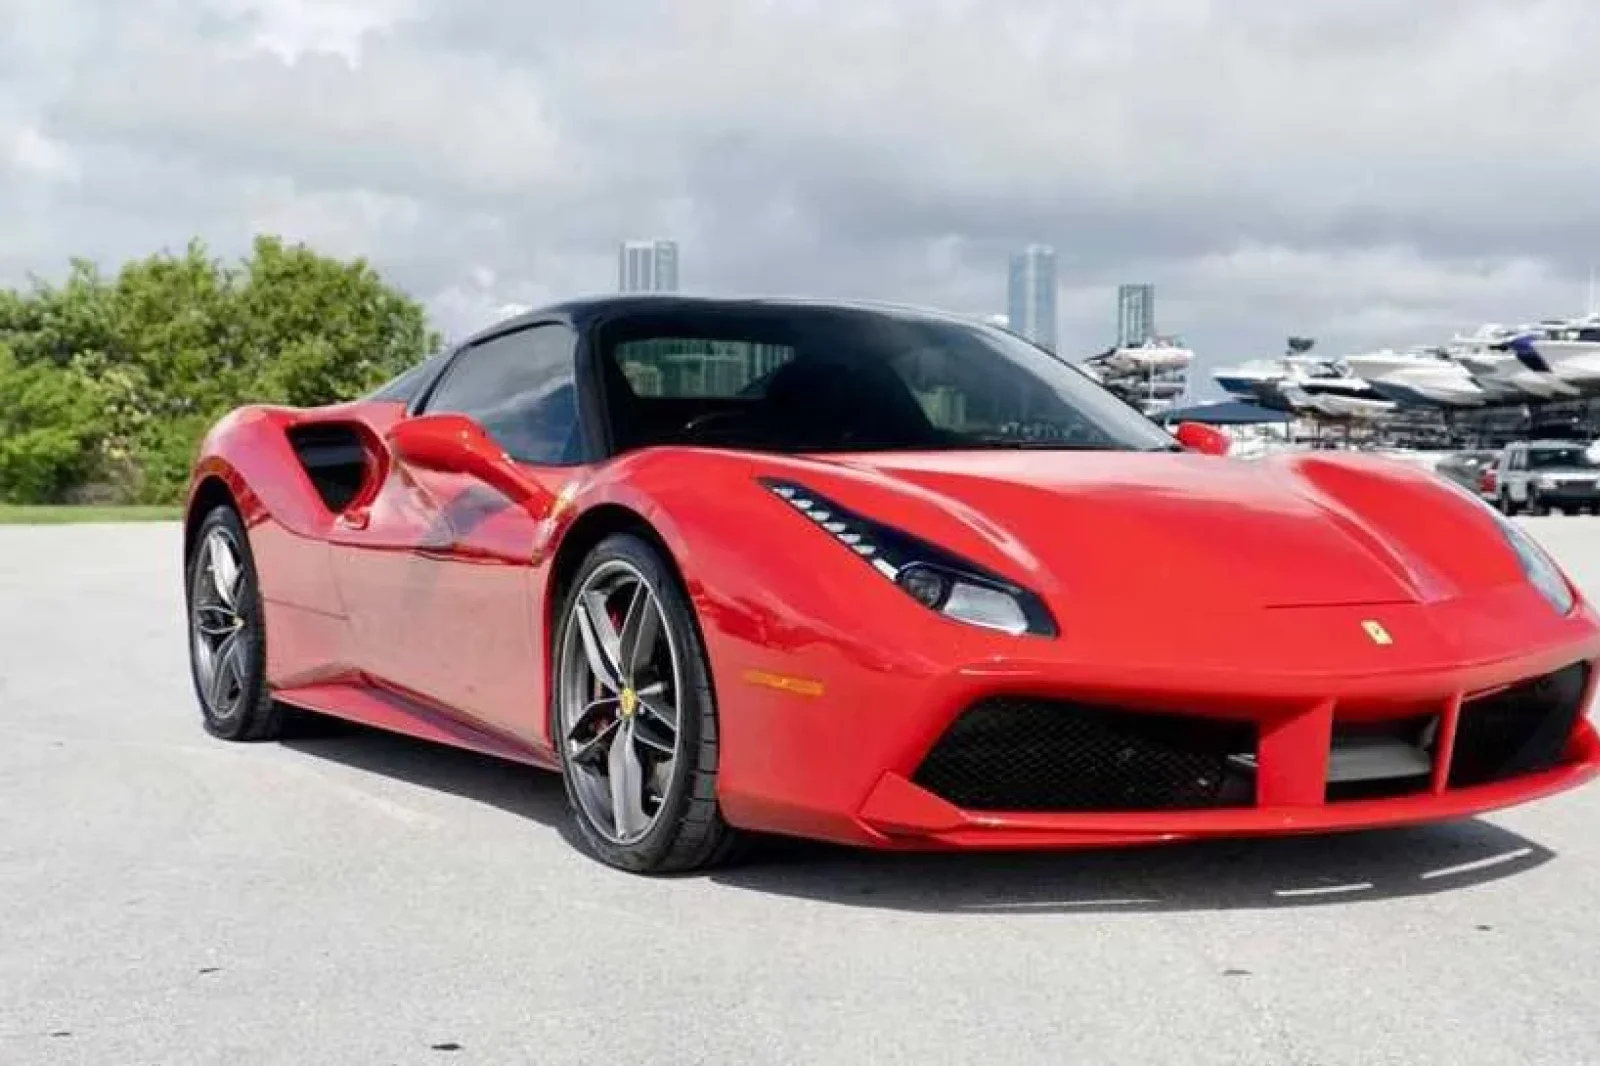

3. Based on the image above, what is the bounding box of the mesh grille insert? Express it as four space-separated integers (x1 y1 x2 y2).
911 697 1257 812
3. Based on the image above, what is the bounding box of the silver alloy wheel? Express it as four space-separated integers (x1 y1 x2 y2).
190 528 252 721
557 559 684 845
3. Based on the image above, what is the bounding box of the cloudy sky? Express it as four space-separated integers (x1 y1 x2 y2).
4 0 1599 390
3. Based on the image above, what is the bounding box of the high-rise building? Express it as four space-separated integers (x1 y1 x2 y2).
618 240 680 293
1006 245 1057 352
1116 283 1156 346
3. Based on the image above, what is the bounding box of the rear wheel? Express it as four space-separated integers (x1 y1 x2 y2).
551 533 739 874
185 505 285 741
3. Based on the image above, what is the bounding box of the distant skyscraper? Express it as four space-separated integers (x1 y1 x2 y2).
1116 283 1156 346
619 240 680 293
1006 245 1057 352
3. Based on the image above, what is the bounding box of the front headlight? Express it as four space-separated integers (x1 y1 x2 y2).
1535 475 1556 490
760 478 1058 637
1442 478 1575 615
1499 517 1575 615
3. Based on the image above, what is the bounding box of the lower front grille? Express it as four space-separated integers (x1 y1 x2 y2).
911 698 1256 812
1449 662 1591 789
1324 715 1436 803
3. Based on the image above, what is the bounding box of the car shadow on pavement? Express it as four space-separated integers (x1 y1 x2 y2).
711 820 1557 914
279 717 578 841
278 716 1559 915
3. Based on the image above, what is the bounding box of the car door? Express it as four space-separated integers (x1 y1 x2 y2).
330 322 589 742
1506 447 1527 503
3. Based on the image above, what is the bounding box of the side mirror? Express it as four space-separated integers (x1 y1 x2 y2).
1174 421 1231 456
386 413 555 517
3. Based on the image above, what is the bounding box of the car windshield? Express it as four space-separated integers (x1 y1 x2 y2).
596 303 1180 454
1528 446 1600 470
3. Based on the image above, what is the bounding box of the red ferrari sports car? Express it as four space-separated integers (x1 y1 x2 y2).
183 296 1600 873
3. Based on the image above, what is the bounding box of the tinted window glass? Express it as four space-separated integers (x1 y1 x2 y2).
1528 446 1598 469
617 338 795 397
599 304 1177 453
366 356 441 403
424 325 581 464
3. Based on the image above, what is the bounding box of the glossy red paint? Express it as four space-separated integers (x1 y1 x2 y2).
186 397 1600 852
386 413 557 520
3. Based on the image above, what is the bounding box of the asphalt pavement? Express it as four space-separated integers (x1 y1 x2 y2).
2 518 1598 1065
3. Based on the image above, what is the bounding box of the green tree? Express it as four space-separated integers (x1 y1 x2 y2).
0 235 441 504
232 235 437 408
0 346 106 503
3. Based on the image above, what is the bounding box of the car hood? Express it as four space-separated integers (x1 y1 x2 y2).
787 449 1525 612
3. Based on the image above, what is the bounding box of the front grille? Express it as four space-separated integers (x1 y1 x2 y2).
911 698 1257 812
1448 662 1590 789
1324 715 1436 803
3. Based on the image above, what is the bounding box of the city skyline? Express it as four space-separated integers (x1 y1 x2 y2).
1117 284 1156 347
1006 244 1057 353
618 239 680 294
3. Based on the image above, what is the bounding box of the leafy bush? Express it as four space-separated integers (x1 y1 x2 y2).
0 348 107 503
0 236 442 504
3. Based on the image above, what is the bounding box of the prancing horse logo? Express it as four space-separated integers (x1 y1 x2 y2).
1362 619 1393 645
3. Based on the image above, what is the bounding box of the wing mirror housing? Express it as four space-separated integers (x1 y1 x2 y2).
386 413 556 518
1173 421 1231 456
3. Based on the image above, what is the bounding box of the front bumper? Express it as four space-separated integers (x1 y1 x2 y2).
714 589 1600 850
1531 480 1600 504
857 672 1600 849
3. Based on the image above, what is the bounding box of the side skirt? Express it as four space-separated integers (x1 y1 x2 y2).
273 678 561 771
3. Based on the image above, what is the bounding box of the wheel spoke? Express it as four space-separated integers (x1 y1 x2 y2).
607 718 649 839
565 696 620 742
207 534 240 609
632 713 675 755
574 591 624 691
570 716 620 767
619 585 660 679
193 627 217 687
638 692 678 732
194 604 239 639
207 630 243 709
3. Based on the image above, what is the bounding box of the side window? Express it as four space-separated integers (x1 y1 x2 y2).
424 325 581 465
366 354 442 404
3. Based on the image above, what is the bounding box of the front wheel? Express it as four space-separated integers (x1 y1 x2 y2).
185 505 286 741
550 533 740 874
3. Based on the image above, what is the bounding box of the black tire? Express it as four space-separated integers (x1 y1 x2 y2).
550 533 741 874
184 504 286 742
1498 490 1518 516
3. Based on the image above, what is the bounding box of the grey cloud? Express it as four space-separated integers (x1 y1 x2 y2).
6 0 1600 372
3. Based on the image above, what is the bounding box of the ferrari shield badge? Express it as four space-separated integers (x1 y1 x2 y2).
1361 619 1393 645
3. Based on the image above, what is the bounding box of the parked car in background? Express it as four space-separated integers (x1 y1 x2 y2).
1436 449 1502 501
1495 440 1600 515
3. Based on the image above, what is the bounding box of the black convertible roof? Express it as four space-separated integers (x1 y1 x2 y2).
459 293 991 348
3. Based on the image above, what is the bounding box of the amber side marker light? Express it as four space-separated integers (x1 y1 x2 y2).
742 669 825 698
